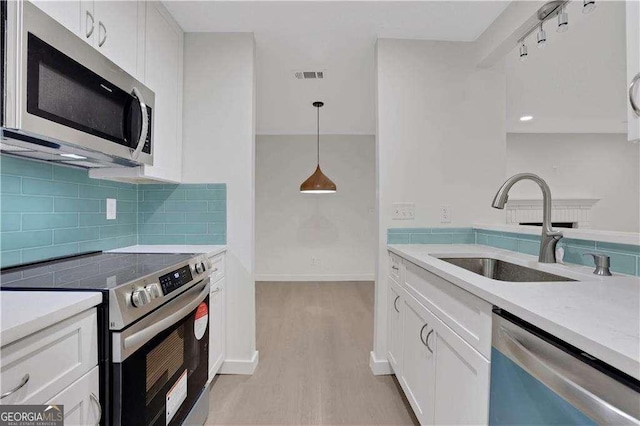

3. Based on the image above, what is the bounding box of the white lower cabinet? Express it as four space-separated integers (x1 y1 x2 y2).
209 277 226 380
46 366 101 426
399 294 436 425
0 307 100 424
388 252 491 425
432 315 490 425
208 253 226 382
387 279 403 374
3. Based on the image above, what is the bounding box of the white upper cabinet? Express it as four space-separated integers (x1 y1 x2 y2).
30 1 82 35
89 1 184 183
91 1 143 77
30 0 141 78
138 2 183 183
628 0 640 142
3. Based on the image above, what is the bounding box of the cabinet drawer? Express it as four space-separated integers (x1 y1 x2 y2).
404 261 492 358
209 254 225 283
389 252 403 283
0 309 98 405
46 366 100 426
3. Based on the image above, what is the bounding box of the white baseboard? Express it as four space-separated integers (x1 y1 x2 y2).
256 274 375 282
219 350 259 375
369 351 392 375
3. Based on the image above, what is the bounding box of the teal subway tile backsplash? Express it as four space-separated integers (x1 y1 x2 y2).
137 184 226 246
387 226 640 276
1 155 227 268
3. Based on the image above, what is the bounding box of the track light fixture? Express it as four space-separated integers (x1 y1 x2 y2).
516 0 596 62
557 7 569 32
536 23 547 48
582 0 596 14
519 42 528 62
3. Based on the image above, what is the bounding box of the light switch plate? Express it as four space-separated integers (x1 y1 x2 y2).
106 198 117 220
392 202 415 220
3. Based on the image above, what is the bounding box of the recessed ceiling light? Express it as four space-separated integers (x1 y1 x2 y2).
519 115 534 122
60 153 87 160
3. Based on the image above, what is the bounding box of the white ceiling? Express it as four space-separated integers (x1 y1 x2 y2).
506 0 627 133
164 1 510 135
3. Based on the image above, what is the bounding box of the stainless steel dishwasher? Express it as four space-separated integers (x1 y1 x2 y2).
490 309 640 425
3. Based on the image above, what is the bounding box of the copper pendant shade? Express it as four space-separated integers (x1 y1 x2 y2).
300 101 337 193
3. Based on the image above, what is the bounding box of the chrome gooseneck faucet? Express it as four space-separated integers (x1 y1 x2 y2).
491 173 563 263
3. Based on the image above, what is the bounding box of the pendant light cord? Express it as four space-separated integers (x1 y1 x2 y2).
316 105 320 166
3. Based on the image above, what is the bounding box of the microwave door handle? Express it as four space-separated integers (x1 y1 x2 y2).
124 282 208 351
130 87 148 161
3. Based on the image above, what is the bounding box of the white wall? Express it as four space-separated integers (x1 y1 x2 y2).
255 135 376 281
505 1 627 134
506 133 640 232
182 33 258 374
373 38 507 372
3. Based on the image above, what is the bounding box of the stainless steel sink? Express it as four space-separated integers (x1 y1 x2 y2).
438 257 576 282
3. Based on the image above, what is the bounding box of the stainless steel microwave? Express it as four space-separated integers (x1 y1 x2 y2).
1 1 154 168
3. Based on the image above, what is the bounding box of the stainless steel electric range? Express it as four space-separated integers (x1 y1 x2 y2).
0 251 213 426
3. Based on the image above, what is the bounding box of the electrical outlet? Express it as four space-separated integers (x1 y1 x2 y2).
440 205 452 223
106 198 117 220
392 203 415 220
311 257 318 266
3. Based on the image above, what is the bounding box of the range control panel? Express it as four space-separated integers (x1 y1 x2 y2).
159 265 194 295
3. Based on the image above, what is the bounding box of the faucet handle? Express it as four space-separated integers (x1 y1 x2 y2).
583 253 612 276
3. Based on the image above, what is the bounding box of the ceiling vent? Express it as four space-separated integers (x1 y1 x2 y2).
295 71 324 80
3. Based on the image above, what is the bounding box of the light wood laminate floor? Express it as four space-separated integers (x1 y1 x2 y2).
206 281 418 425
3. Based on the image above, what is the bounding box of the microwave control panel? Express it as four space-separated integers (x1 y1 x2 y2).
159 265 193 295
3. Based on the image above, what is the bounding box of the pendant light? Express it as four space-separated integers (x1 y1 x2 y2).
300 101 337 193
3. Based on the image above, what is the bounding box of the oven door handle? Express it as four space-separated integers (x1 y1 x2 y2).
124 282 208 351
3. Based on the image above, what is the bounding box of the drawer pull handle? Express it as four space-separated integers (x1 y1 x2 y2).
419 324 429 346
391 265 399 271
393 295 400 313
211 288 221 294
90 392 102 425
1 374 29 399
212 268 219 272
425 329 434 354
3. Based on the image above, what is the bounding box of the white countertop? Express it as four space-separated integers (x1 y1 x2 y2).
388 244 640 381
0 291 102 346
110 245 226 257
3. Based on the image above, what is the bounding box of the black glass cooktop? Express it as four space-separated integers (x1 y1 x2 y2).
0 252 196 291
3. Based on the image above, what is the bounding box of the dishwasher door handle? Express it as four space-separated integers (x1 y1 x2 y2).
499 327 639 425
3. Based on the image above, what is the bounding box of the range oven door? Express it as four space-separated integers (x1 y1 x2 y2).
112 280 209 426
2 1 154 166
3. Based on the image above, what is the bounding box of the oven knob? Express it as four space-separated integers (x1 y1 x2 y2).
146 283 162 299
195 262 206 274
131 288 151 307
